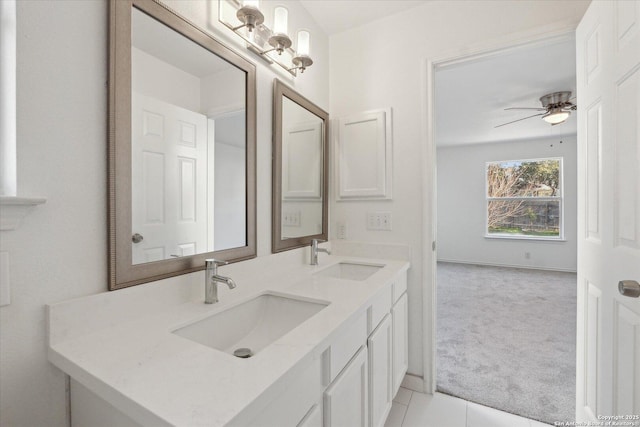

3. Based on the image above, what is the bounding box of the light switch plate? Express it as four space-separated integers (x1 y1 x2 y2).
282 211 301 227
0 251 10 306
366 212 392 231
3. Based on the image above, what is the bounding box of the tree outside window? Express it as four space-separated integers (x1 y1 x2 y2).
486 158 562 239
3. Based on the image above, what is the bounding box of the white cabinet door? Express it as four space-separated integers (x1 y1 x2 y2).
298 403 323 427
576 0 640 422
324 346 368 427
392 293 408 395
368 314 392 427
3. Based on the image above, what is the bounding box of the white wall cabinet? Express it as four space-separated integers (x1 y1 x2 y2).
392 292 408 394
323 345 369 427
368 314 393 427
335 109 393 201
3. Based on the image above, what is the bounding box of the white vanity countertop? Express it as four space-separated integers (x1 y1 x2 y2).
47 253 410 426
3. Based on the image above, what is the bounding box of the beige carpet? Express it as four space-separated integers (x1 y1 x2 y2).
436 262 576 425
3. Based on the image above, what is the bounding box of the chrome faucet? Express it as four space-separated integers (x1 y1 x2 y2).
310 239 331 265
205 259 236 304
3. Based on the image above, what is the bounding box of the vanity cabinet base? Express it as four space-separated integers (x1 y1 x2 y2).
70 380 144 427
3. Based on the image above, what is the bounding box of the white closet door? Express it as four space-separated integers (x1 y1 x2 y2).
576 0 640 421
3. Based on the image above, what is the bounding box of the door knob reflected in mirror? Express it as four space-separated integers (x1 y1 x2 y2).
131 233 144 244
618 280 640 298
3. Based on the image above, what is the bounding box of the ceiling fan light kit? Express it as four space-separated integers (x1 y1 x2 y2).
542 108 571 125
496 90 577 128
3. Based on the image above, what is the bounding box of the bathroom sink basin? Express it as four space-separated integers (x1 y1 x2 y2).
314 262 384 281
173 293 328 357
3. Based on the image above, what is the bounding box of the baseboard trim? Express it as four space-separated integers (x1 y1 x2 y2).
437 258 577 273
401 374 425 393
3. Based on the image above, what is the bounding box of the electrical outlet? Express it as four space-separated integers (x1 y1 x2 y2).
380 212 392 230
336 221 348 239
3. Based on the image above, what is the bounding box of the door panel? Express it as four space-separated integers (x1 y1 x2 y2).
132 93 208 265
576 0 640 422
324 346 368 427
368 314 392 427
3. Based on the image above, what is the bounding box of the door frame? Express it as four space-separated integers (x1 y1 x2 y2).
420 25 580 394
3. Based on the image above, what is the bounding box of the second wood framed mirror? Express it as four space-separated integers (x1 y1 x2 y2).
272 80 329 252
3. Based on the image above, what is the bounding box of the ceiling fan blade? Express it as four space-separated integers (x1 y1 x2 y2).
494 113 545 128
504 107 547 111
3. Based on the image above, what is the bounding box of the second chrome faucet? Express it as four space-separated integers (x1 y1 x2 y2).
310 239 330 265
205 259 236 304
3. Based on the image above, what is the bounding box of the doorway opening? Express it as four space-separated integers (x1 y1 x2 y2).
433 35 578 424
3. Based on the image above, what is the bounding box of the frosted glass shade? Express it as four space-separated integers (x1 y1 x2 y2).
542 109 570 124
296 30 310 56
273 6 288 35
243 0 259 8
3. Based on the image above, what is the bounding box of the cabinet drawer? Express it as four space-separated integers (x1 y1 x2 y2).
368 287 392 335
392 271 407 303
323 311 367 384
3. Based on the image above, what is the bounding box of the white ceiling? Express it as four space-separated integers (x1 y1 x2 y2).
298 0 427 35
435 37 578 147
296 1 577 147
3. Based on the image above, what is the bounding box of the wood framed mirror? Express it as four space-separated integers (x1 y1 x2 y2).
272 79 329 252
109 0 256 290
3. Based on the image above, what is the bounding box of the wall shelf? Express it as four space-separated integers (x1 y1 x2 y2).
0 196 46 230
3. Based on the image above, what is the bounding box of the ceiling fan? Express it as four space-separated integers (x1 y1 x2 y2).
495 91 577 128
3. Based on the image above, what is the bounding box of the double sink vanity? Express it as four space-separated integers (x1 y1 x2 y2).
46 2 411 425
48 251 409 426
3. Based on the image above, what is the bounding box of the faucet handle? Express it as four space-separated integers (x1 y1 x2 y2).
205 258 228 267
311 239 326 244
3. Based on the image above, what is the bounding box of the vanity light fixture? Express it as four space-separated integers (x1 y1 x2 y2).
267 6 292 54
292 30 313 73
218 0 313 76
234 0 264 33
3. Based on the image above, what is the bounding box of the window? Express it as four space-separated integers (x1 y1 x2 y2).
1 0 17 196
486 158 563 239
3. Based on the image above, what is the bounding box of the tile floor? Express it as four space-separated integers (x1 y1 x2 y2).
385 388 553 427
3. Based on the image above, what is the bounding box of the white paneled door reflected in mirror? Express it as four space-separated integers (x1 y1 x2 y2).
109 0 256 290
131 7 247 265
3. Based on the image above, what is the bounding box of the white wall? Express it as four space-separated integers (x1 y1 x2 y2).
0 1 328 426
329 0 590 381
132 47 201 112
437 136 577 272
201 67 246 116
214 142 246 250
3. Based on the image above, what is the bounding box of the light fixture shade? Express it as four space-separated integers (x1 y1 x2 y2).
273 6 288 35
296 30 310 56
236 0 264 33
542 109 570 125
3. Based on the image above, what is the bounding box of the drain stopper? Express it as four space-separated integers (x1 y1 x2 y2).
233 348 253 358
